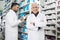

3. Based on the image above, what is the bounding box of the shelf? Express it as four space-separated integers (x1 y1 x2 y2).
57 36 60 38
57 20 60 22
47 22 56 25
44 27 56 30
57 15 60 17
57 24 60 27
20 10 29 13
41 0 60 40
42 6 56 11
57 33 60 39
6 2 11 6
45 33 56 36
20 3 29 8
44 1 56 5
57 27 60 33
45 11 56 14
18 31 28 35
19 0 25 2
47 20 56 23
18 37 23 40
45 30 56 36
57 31 60 33
46 16 56 19
57 9 60 12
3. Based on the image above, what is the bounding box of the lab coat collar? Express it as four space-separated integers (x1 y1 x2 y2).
9 9 16 13
9 9 18 15
31 12 39 17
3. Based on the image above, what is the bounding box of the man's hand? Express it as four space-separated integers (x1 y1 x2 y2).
20 17 25 22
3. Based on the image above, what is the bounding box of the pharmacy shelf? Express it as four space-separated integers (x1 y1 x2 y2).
45 11 56 14
57 9 60 12
46 23 56 25
42 0 60 40
3 0 13 13
57 37 60 38
44 27 56 30
20 3 29 8
44 1 56 5
20 10 29 13
56 0 60 40
18 31 28 35
57 24 60 27
41 0 57 40
45 33 56 36
57 20 60 22
57 15 60 17
46 17 56 20
57 33 60 38
45 30 56 36
57 27 60 33
57 31 60 33
42 6 56 11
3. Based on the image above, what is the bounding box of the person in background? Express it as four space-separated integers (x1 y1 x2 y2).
26 3 47 40
5 3 24 40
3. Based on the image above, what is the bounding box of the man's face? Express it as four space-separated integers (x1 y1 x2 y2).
13 5 19 12
31 3 39 14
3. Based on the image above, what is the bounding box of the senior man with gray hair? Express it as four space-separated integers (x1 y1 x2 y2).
26 3 46 40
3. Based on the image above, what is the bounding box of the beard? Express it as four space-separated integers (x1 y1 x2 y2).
14 10 18 13
15 11 17 13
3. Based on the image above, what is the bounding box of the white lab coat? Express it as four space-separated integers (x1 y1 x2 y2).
5 9 21 40
0 16 1 28
26 13 46 40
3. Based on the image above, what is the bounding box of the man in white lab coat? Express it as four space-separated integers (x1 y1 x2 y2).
26 3 47 40
5 3 24 40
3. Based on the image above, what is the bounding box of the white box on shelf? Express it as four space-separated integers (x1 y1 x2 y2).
57 31 60 33
43 6 55 10
46 16 50 18
52 14 56 17
20 9 24 13
47 20 52 23
50 26 56 30
57 14 60 17
51 3 56 7
21 2 28 7
52 20 56 23
57 19 60 22
57 8 60 12
44 26 50 30
48 5 55 9
45 30 55 36
58 35 60 38
46 16 56 19
51 0 56 2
